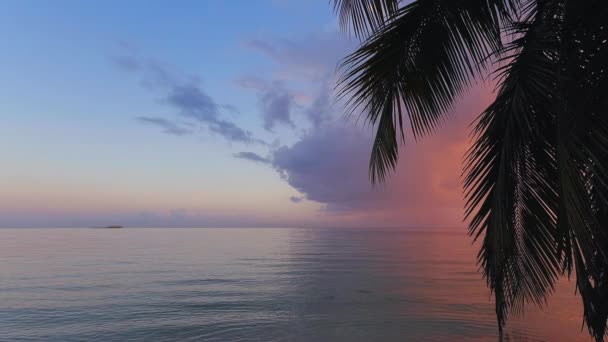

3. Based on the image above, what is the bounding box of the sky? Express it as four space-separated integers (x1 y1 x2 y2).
0 0 496 228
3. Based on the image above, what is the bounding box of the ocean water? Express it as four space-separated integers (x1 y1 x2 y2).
0 228 590 341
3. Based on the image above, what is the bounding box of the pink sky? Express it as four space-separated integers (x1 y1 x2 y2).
0 1 498 228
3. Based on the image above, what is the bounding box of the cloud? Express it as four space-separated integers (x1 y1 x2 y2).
240 31 350 130
235 75 335 130
233 151 270 164
221 104 240 115
166 84 218 122
113 53 257 144
136 117 193 136
306 80 333 128
234 76 297 131
271 123 381 212
260 83 295 131
245 32 355 80
234 26 496 226
267 84 496 226
289 196 303 203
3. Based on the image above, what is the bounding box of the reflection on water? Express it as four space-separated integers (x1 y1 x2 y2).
0 228 590 341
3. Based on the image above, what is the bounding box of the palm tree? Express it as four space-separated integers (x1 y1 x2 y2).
333 0 608 340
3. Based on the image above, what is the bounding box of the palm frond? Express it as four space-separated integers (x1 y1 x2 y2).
556 1 608 339
334 0 608 339
464 2 561 332
337 0 512 182
369 95 400 183
332 0 400 39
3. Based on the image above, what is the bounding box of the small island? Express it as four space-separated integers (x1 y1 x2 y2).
90 225 124 229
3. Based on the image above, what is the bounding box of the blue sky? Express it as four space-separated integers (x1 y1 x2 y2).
0 0 489 228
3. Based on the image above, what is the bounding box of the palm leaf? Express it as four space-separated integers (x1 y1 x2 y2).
333 0 400 39
556 1 608 339
337 0 512 182
334 0 608 339
464 1 563 333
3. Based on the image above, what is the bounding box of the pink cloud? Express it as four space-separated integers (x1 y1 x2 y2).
271 83 496 228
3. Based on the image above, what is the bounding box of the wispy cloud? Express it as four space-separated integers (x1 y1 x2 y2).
234 77 296 132
260 82 295 131
306 80 333 128
289 196 303 203
113 53 258 144
136 117 193 136
238 31 349 131
245 32 355 80
233 151 270 164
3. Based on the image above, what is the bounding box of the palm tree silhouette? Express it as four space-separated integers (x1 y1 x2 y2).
333 1 608 340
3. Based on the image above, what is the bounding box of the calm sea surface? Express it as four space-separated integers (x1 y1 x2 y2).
0 228 590 341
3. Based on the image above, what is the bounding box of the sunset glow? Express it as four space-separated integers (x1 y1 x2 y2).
0 1 498 228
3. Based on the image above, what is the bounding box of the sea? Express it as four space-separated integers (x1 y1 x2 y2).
0 228 591 341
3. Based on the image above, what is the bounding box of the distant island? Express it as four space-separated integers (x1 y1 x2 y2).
90 225 124 229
